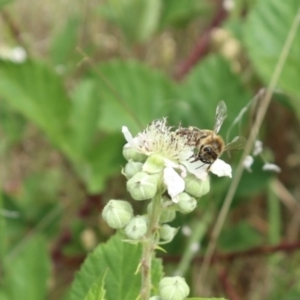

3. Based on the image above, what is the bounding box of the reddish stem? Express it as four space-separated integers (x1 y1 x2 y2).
174 1 228 80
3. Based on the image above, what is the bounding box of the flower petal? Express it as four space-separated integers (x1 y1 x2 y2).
163 167 185 203
243 155 254 171
181 160 209 181
262 163 281 173
163 158 187 178
210 159 232 177
122 126 135 146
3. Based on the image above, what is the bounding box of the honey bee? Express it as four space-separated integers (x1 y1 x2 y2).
177 101 247 165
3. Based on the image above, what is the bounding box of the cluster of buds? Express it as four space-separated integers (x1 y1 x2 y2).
102 119 232 243
102 119 233 300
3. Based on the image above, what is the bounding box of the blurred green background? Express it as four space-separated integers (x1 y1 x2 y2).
0 0 300 299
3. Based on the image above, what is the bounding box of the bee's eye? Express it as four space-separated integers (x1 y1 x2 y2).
205 147 212 154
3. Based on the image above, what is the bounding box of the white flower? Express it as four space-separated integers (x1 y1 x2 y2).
243 155 254 171
262 163 281 173
163 167 184 203
122 119 232 202
253 140 263 156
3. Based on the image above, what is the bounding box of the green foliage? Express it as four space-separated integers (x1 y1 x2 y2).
99 0 161 44
50 16 80 66
3 236 51 300
219 221 262 252
1 0 299 298
0 60 71 149
159 0 205 28
95 60 176 134
0 0 13 9
71 234 163 300
244 0 300 116
84 273 107 300
172 55 250 135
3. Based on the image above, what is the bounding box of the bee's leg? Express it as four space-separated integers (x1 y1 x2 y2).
196 163 206 169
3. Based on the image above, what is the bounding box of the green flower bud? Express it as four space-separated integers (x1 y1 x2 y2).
160 209 176 223
184 173 210 198
142 155 164 174
102 200 133 229
127 172 159 201
124 160 143 178
159 276 190 300
176 192 197 214
123 145 147 162
124 215 148 240
159 224 178 242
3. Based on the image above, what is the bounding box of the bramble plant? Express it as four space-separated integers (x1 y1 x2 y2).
1 0 300 299
72 118 231 300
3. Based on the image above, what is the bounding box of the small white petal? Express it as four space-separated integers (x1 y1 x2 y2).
163 167 185 203
122 126 134 145
243 155 254 171
164 158 187 177
210 159 232 177
181 160 209 181
253 140 263 156
262 163 281 173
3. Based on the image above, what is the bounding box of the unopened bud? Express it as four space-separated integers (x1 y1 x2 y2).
124 160 143 178
127 172 159 201
184 173 210 198
159 224 178 242
176 193 197 214
124 215 148 240
123 144 147 162
159 276 190 300
102 200 133 229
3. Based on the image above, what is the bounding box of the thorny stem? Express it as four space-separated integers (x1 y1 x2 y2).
140 191 162 300
196 6 300 292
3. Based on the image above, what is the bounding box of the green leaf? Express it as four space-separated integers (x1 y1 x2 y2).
4 236 51 300
50 15 80 65
70 80 101 157
0 0 13 9
159 0 205 29
79 132 124 193
95 60 177 134
84 273 107 300
172 55 251 139
71 234 163 300
99 0 161 43
0 60 71 149
244 0 300 115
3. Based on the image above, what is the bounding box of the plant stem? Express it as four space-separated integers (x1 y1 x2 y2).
175 211 212 276
140 192 162 300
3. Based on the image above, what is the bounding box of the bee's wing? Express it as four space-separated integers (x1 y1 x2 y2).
213 101 227 134
224 136 247 151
